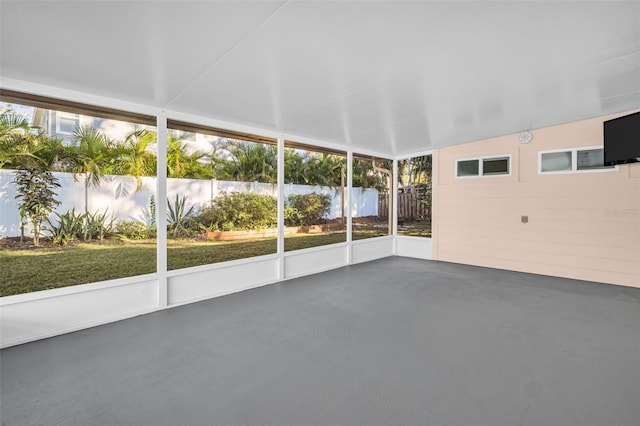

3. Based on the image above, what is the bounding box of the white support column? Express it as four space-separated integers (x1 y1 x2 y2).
277 137 285 280
392 158 399 255
346 151 353 264
156 113 168 307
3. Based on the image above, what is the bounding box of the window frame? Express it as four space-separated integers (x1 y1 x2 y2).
538 146 618 175
56 111 80 135
455 154 512 179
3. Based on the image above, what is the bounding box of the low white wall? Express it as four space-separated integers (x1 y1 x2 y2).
168 256 279 306
0 276 158 348
0 170 379 238
352 236 394 264
0 238 405 348
284 244 349 279
396 236 433 260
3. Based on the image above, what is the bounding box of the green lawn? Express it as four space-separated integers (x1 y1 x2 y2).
0 240 157 296
0 228 390 296
397 221 432 237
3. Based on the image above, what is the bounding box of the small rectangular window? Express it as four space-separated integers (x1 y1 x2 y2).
539 147 618 174
577 148 611 170
57 112 79 134
457 159 479 177
541 151 571 172
483 157 509 175
170 129 197 142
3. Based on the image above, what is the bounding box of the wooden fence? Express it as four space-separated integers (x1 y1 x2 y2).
378 186 431 221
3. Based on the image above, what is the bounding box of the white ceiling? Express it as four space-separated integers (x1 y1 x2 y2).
1 1 639 156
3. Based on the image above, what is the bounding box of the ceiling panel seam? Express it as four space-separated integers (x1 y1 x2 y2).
164 0 290 109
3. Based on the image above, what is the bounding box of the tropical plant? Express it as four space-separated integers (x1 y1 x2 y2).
69 126 116 212
167 194 197 237
166 135 212 179
13 167 61 245
114 129 157 186
285 193 332 226
44 209 84 245
0 110 70 170
0 110 32 168
284 148 310 184
148 195 157 226
197 192 277 231
115 220 157 240
306 153 345 188
216 140 277 183
69 126 114 185
353 157 388 190
82 210 116 242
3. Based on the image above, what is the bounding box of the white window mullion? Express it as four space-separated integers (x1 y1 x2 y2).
277 137 285 279
156 112 168 308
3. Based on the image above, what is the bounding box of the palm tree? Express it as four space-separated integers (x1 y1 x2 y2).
69 126 115 211
306 153 345 188
218 140 277 183
0 110 38 168
0 110 71 171
352 157 387 190
284 148 309 185
115 129 157 188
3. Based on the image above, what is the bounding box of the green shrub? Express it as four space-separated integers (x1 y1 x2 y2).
197 192 277 231
116 220 156 240
44 209 84 245
285 193 332 226
82 210 116 242
167 194 198 238
45 209 116 245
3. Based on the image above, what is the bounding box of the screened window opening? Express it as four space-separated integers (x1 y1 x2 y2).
165 123 278 270
284 142 347 251
0 98 157 296
352 156 393 239
398 155 432 238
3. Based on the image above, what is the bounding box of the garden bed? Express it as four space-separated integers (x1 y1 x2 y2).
206 223 345 241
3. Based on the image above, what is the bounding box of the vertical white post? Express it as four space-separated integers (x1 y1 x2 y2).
277 137 285 280
392 158 399 255
156 113 168 308
346 151 353 264
431 150 438 260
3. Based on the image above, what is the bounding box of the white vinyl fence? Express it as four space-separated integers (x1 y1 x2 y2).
0 169 379 238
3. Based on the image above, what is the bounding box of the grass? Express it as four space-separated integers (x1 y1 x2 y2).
0 240 157 296
0 227 391 296
397 221 432 238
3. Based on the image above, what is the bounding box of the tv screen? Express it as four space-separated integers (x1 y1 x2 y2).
604 111 640 166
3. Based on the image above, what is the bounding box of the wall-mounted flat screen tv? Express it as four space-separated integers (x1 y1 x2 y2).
604 111 640 166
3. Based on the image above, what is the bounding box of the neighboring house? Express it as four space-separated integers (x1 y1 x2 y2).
32 108 137 144
32 108 212 152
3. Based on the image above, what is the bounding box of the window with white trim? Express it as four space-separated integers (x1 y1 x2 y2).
169 129 196 142
456 155 511 178
56 112 80 135
539 147 616 174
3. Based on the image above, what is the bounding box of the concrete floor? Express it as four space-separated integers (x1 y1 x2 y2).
1 257 639 426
